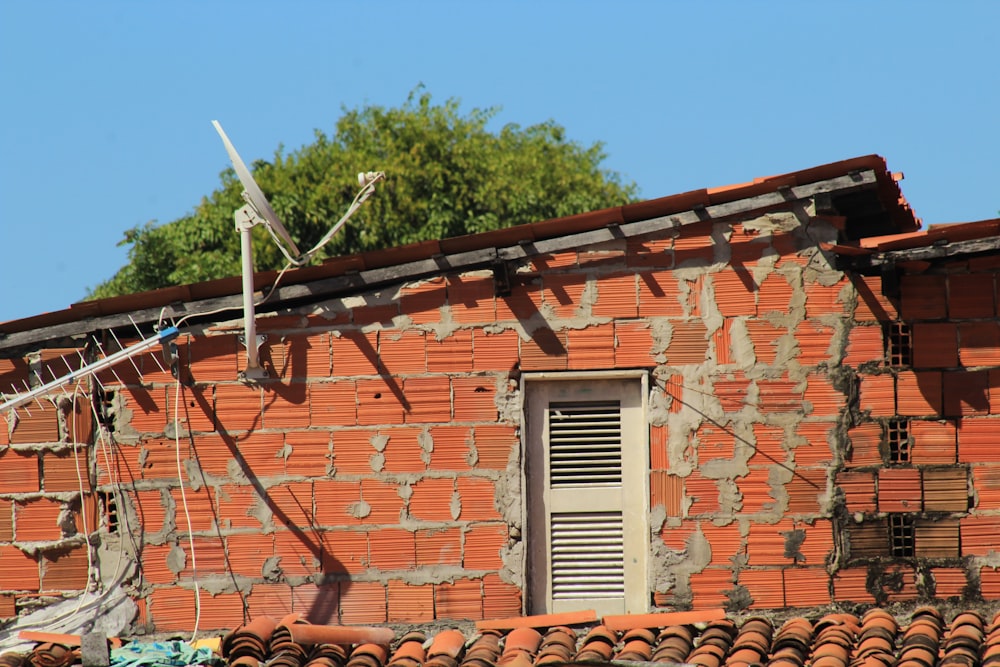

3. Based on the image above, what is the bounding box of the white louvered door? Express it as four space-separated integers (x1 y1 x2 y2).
524 376 648 615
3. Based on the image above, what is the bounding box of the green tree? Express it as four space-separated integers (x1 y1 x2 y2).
89 89 639 299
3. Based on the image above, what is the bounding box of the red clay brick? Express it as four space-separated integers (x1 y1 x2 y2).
448 276 496 324
650 471 683 517
387 580 435 622
455 477 501 521
700 522 744 566
912 323 959 368
859 373 895 416
738 468 776 514
783 567 831 607
318 529 367 575
960 322 1000 366
309 380 358 428
496 281 543 321
472 425 516 470
339 580 387 624
803 373 845 417
958 418 1000 463
332 331 379 376
41 450 91 494
843 324 885 367
666 319 709 365
750 424 787 466
688 568 733 610
452 377 497 421
832 567 875 604
245 582 293 620
784 468 828 515
416 527 462 566
351 303 398 327
650 425 668 470
962 516 1000 555
472 329 519 372
0 500 12 542
900 274 947 320
330 429 377 474
408 478 456 522
756 378 803 413
567 324 616 369
0 546 39 590
685 474 721 515
910 420 956 464
379 329 427 374
273 530 323 577
614 321 656 368
403 377 452 423
592 273 638 318
638 270 690 317
359 479 405 525
262 383 311 429
400 278 446 325
368 528 416 570
379 427 426 473
14 499 65 542
627 236 673 268
313 480 363 526
356 378 406 425
949 274 995 318
796 320 835 366
896 371 942 416
427 330 474 373
853 275 898 322
150 587 244 632
520 329 568 371
434 578 483 620
214 383 262 433
8 404 62 443
226 533 274 578
283 430 331 476
272 333 331 378
0 449 39 493
482 573 523 618
532 251 578 271
738 569 784 609
186 334 239 383
804 280 846 318
757 273 795 315
878 468 922 512
463 524 507 570
743 320 784 365
943 370 990 416
542 273 588 319
292 582 340 623
712 271 757 317
838 470 878 513
427 425 474 471
931 567 968 598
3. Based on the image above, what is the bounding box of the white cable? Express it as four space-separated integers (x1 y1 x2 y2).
173 377 201 641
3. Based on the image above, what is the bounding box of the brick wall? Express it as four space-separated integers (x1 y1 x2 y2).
3 203 999 631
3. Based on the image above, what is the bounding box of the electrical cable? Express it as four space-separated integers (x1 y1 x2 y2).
171 175 383 329
173 377 201 641
655 376 822 488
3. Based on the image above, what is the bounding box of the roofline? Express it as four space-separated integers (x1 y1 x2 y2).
0 156 914 352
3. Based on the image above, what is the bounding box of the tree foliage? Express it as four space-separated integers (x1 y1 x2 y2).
90 89 638 299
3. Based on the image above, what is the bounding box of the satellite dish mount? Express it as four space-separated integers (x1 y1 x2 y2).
211 120 384 382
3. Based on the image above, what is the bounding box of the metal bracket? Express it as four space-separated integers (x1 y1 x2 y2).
238 333 269 381
491 258 512 297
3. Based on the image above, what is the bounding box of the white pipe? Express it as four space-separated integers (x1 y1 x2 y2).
239 222 260 370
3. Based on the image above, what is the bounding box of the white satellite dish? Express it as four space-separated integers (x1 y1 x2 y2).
211 120 384 381
212 120 301 258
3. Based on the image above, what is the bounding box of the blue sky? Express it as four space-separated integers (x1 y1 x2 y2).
1 2 997 323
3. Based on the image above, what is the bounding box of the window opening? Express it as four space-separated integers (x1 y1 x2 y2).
96 388 116 433
885 322 912 367
889 514 914 558
99 491 119 534
887 419 910 463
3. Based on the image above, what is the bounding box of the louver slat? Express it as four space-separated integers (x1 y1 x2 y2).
550 512 624 599
548 402 622 486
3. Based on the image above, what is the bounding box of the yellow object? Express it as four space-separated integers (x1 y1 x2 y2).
191 637 222 654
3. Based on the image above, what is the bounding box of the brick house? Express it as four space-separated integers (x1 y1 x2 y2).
1 154 999 633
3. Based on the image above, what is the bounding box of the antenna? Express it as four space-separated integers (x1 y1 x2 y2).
211 121 385 381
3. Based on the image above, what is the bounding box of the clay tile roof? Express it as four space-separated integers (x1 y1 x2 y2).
18 607 998 667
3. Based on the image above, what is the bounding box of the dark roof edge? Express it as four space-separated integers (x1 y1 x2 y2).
0 167 891 353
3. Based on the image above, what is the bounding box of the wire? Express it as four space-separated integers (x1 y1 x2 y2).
655 376 822 488
171 175 384 328
173 377 201 641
